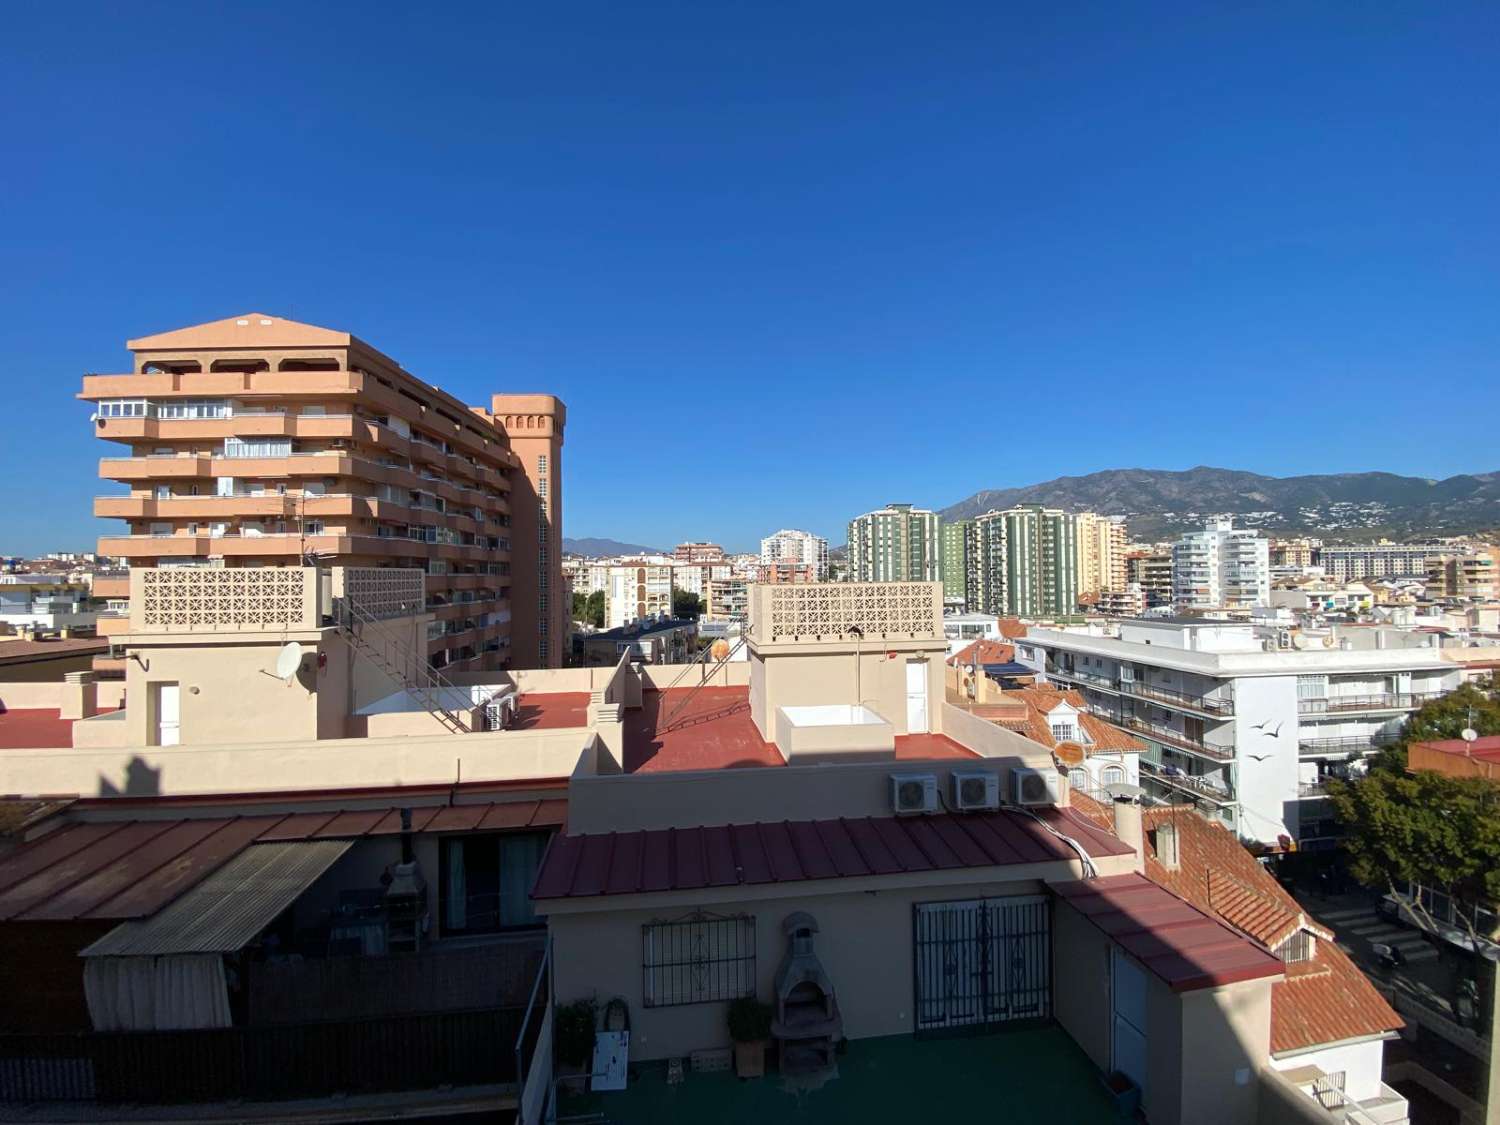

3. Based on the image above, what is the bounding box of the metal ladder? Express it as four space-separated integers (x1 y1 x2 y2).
658 629 749 733
335 595 472 735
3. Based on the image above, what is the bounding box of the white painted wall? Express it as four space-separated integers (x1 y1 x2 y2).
1271 1039 1388 1102
1230 674 1301 845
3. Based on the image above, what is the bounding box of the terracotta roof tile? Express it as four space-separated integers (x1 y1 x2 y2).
996 687 1145 758
947 639 1016 668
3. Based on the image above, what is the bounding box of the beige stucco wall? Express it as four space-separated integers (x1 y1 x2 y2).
547 878 1046 1062
0 728 598 799
1053 896 1274 1125
0 681 126 710
748 644 946 741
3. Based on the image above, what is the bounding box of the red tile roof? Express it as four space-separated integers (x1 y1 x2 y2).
533 806 1132 901
0 709 117 750
948 639 1016 668
1068 793 1401 1052
0 799 566 923
995 687 1145 757
997 618 1028 640
624 687 978 773
1052 873 1286 993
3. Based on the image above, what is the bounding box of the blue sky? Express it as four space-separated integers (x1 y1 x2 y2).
2 2 1497 555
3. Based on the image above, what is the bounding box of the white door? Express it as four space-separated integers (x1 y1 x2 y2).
906 660 929 733
1111 947 1148 1099
155 683 180 747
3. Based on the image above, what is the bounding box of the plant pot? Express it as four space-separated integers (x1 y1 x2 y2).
734 1039 767 1079
1101 1071 1141 1118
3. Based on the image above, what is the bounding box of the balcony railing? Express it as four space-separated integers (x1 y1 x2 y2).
1140 759 1236 804
1297 733 1399 756
1050 667 1234 716
1298 691 1446 714
1113 715 1234 761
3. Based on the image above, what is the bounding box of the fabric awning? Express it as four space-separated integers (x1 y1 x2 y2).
82 839 353 957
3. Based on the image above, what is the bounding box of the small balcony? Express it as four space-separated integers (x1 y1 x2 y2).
1298 733 1398 758
1140 759 1235 805
1113 714 1234 762
1297 691 1446 715
1047 666 1233 717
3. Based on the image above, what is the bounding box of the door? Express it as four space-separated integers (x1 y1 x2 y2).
914 896 1049 1030
154 683 180 747
906 660 929 733
1111 947 1148 1099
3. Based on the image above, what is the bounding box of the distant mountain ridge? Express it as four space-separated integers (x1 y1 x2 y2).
562 537 664 557
940 466 1500 540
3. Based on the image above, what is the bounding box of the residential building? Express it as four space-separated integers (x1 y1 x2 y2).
1125 549 1174 608
971 506 1078 618
0 574 1411 1125
0 581 97 635
1016 617 1460 846
669 561 732 599
1171 518 1269 610
941 611 1002 657
674 542 725 563
1095 584 1146 617
1320 542 1453 582
80 313 565 673
485 394 567 668
758 529 828 580
846 503 940 583
1268 537 1321 570
1425 549 1500 602
705 577 749 620
1268 578 1375 617
755 561 815 584
578 617 696 666
939 518 971 610
992 684 1146 798
604 562 675 628
1075 513 1128 597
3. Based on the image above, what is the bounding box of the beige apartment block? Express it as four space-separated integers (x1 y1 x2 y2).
80 313 565 672
1076 512 1129 597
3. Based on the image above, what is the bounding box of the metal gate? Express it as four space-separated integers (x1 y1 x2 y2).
913 895 1050 1030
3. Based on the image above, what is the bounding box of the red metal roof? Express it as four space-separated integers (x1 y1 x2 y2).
532 806 1132 901
0 798 566 923
1052 873 1285 993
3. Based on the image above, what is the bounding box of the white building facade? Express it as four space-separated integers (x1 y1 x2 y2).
1172 518 1270 610
759 528 830 581
1015 618 1459 847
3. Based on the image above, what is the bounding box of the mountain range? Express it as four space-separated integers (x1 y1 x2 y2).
562 536 664 557
940 466 1500 541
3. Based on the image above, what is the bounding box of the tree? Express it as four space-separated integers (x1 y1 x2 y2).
672 590 702 620
571 589 604 628
1368 680 1500 774
1328 768 1500 942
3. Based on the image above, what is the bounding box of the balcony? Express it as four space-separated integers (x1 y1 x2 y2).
1297 691 1445 715
1113 714 1234 761
1048 666 1233 717
1297 733 1398 758
1140 759 1236 805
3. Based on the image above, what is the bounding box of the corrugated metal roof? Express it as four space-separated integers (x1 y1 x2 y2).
532 807 1133 901
81 840 354 957
0 799 566 923
1052 873 1285 993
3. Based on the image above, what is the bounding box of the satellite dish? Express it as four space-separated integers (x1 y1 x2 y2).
1054 742 1086 768
274 641 305 682
1462 728 1478 743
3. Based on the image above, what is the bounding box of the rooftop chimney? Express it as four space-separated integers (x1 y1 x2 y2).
1112 793 1145 874
1155 821 1181 872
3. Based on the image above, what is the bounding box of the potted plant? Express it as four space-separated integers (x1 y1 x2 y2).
1101 1069 1141 1118
727 996 773 1079
555 997 598 1091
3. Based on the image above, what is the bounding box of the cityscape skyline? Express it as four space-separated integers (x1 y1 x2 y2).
3 4 1500 555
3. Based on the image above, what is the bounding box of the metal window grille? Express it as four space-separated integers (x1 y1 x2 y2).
642 913 756 1008
1276 929 1314 964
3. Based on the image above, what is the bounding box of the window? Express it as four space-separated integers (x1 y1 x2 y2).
1101 764 1126 786
1276 929 1315 963
223 437 293 459
642 913 756 1007
439 831 549 936
1050 722 1077 742
1068 767 1089 792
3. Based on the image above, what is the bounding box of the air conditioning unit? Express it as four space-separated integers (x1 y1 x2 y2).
890 773 939 816
951 770 1000 811
1012 768 1061 807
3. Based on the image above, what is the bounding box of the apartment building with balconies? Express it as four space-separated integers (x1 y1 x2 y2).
80 313 565 673
1171 518 1269 610
1015 617 1459 847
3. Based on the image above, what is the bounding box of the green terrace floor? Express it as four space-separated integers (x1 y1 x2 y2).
560 1025 1124 1124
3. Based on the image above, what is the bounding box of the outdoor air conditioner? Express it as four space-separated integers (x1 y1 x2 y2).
1012 768 1061 808
951 770 1000 811
890 773 939 816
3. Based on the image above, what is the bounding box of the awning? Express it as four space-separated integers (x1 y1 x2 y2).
81 839 353 957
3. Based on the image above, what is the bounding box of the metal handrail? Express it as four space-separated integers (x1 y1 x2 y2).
337 594 471 734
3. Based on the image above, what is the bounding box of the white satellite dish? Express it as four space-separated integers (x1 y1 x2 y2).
274 641 305 683
1462 728 1478 743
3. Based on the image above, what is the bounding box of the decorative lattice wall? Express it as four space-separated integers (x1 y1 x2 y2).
337 567 426 620
133 567 316 632
758 582 941 642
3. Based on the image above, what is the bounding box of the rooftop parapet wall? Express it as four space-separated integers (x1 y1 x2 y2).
130 566 321 633
331 567 426 621
749 582 943 647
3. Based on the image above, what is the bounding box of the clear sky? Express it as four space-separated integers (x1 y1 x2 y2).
2 2 1497 556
